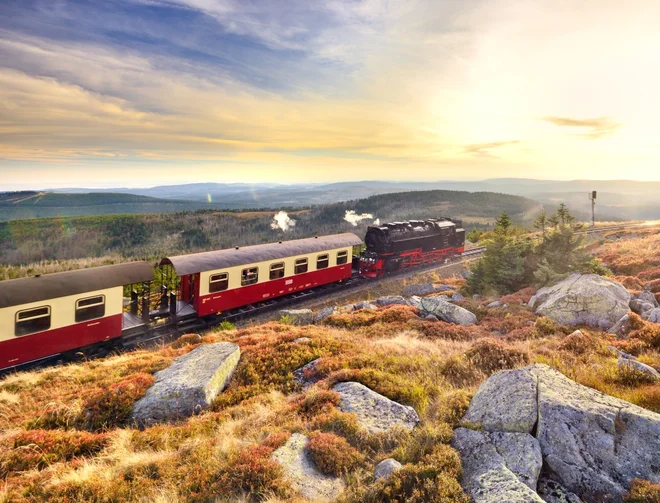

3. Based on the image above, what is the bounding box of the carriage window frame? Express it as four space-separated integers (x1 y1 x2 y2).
75 295 106 323
269 262 285 280
316 254 329 270
294 258 308 275
15 305 51 336
241 266 259 286
336 250 349 265
209 272 229 293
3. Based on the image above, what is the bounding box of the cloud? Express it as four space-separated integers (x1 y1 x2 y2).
543 116 621 139
462 141 520 158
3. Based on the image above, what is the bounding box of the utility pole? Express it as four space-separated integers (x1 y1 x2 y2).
589 191 597 228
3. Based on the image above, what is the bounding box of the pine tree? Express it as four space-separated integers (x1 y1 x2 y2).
533 211 548 234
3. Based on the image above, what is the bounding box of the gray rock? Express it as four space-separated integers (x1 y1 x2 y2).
636 289 659 308
452 428 544 503
314 307 337 323
340 304 356 312
131 342 240 427
407 296 422 309
402 283 437 296
332 381 419 433
375 295 408 307
533 274 631 329
529 295 538 308
420 296 477 326
473 294 480 300
618 357 660 381
608 314 634 339
424 314 440 322
532 364 660 500
451 292 466 302
272 433 345 502
354 300 378 311
460 364 660 501
487 300 503 308
279 309 314 325
649 307 660 323
606 346 635 360
462 368 538 433
537 478 583 503
629 299 654 317
293 358 322 388
293 337 311 344
374 458 402 481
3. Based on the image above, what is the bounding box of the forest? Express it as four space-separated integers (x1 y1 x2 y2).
0 190 541 279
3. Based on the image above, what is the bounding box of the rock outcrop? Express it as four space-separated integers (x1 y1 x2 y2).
131 342 240 427
530 274 631 329
636 290 659 308
332 381 419 433
402 283 453 296
452 428 544 503
630 299 654 319
608 314 634 339
374 458 402 481
314 307 337 323
375 295 408 307
419 296 477 326
617 357 660 381
455 364 660 502
272 433 345 502
293 358 322 389
648 308 660 323
279 309 314 325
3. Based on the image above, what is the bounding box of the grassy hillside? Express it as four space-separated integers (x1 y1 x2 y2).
0 190 540 271
0 266 658 501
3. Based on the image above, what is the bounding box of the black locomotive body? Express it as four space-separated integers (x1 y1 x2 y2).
359 218 465 277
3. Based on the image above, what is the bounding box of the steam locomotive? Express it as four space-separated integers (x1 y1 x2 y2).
359 218 465 277
0 218 465 372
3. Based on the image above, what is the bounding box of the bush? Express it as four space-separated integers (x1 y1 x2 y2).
0 430 108 475
359 463 469 503
464 339 530 375
624 479 660 502
84 373 155 431
216 320 236 331
171 333 202 349
535 316 559 336
558 330 599 355
392 423 453 464
218 445 289 499
440 356 484 388
295 390 340 417
308 432 364 476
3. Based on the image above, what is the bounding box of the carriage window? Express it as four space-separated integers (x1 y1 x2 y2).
336 250 348 265
316 254 329 270
270 262 285 280
241 267 259 286
294 258 308 274
209 272 229 293
75 295 105 322
15 306 51 336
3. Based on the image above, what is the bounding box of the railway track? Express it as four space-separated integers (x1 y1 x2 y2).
5 220 656 375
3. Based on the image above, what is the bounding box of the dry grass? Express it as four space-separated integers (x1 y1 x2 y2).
2 238 660 502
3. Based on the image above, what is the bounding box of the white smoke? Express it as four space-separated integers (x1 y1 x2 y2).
344 210 379 227
270 211 296 232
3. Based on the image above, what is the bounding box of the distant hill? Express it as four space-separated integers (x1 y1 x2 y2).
0 189 541 265
38 178 660 222
0 191 269 221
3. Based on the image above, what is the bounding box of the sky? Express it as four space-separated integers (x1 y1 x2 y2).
1 0 660 189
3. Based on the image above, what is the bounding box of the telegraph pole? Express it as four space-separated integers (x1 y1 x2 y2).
589 191 597 228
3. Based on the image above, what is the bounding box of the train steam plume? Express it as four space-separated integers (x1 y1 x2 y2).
270 211 296 232
344 210 378 227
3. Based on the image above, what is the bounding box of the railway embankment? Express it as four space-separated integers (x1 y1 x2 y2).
1 231 660 502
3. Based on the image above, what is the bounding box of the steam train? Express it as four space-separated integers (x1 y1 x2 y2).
0 218 464 372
